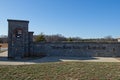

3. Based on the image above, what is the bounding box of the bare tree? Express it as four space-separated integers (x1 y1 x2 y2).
104 35 113 39
0 35 8 43
45 34 66 42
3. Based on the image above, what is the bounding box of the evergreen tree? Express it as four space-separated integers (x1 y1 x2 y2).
67 37 73 42
35 33 46 42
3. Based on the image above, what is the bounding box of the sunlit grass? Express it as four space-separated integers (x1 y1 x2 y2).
0 62 120 80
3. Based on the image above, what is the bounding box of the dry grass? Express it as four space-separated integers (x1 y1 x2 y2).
0 43 8 48
0 62 120 80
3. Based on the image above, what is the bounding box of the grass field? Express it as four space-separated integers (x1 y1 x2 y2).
0 43 8 53
0 43 8 48
0 62 120 80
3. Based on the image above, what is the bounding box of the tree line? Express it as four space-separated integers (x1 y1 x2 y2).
34 33 117 42
0 34 118 43
0 35 7 43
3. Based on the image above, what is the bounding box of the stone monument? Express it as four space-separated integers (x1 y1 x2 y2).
7 19 120 59
7 19 33 59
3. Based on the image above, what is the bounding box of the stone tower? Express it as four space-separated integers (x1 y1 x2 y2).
8 19 30 59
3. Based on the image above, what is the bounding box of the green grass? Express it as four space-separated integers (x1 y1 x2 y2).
0 62 120 80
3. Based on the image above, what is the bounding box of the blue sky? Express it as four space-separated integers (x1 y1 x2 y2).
0 0 120 38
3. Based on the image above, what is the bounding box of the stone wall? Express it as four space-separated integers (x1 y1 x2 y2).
31 42 120 57
7 19 120 58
